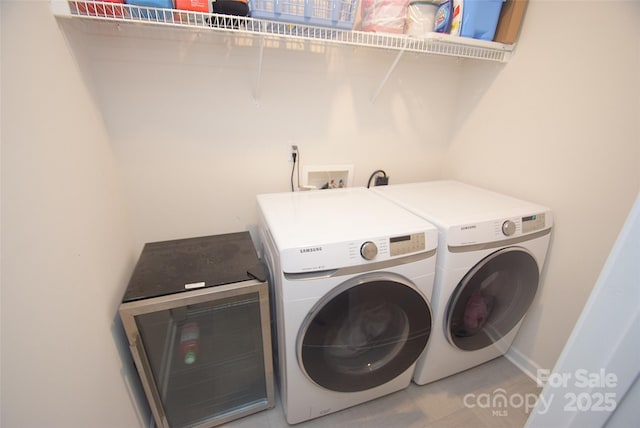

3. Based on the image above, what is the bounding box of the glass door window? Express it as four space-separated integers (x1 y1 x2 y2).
446 247 539 351
134 292 269 428
298 273 431 392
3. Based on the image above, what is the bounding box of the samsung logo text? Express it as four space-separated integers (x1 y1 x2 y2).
300 247 323 254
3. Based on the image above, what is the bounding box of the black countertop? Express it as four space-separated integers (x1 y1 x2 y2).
122 231 265 303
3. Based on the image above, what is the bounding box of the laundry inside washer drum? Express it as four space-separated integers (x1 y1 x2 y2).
326 302 410 373
446 248 539 351
299 280 432 393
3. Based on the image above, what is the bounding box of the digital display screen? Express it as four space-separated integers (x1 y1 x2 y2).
389 233 425 256
522 213 545 233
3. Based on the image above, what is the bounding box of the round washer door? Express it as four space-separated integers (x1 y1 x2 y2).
297 272 432 392
445 247 539 351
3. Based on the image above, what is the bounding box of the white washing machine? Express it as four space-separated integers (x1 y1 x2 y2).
373 180 552 385
256 188 438 424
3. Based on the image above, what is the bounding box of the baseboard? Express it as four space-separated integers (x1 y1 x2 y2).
505 346 544 384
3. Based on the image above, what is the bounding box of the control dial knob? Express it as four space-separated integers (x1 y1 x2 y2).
360 241 378 260
502 220 516 236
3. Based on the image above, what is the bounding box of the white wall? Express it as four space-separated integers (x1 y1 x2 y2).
525 194 640 427
1 2 145 427
1 1 639 427
443 0 640 374
74 20 458 246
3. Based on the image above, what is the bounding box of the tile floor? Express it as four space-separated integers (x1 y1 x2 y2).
225 357 541 427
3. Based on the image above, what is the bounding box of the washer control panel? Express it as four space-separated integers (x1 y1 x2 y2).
389 233 426 257
283 230 435 273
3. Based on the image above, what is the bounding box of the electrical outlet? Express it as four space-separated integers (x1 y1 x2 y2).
375 175 389 186
289 145 298 162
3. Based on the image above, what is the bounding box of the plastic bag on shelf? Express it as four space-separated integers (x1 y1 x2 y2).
359 0 410 34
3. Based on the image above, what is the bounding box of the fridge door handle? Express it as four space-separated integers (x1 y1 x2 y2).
130 334 170 428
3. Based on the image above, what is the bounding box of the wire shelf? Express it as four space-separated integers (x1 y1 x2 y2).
55 0 513 62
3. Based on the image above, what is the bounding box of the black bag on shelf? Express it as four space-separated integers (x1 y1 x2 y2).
209 0 249 28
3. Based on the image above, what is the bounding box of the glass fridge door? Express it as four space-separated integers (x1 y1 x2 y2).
121 279 274 428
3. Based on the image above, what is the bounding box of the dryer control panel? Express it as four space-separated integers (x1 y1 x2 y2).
448 210 553 247
497 213 547 237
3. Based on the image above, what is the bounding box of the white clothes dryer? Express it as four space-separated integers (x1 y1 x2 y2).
373 180 552 385
257 188 438 424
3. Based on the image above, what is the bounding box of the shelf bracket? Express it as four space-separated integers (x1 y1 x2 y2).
253 36 265 105
370 41 407 104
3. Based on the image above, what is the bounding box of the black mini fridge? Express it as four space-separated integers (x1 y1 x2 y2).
119 232 274 428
